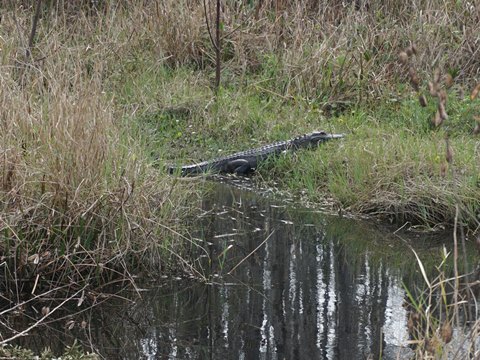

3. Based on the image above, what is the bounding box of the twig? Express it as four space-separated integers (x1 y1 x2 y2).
228 230 275 275
393 221 410 234
214 0 221 90
0 285 70 316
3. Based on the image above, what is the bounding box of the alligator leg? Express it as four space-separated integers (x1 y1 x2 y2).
225 159 253 175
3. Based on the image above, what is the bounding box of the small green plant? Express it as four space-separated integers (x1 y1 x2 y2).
0 341 99 360
217 243 234 272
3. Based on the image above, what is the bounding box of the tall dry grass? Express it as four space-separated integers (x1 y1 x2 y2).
0 3 196 295
150 0 480 107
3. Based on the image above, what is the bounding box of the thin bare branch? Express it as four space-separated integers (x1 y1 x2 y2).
203 0 219 52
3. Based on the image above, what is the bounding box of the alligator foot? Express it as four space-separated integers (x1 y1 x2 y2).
226 159 253 175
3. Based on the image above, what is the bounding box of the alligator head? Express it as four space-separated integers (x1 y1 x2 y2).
293 131 344 148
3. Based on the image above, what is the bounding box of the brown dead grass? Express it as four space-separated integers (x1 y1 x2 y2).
149 0 480 106
0 3 197 293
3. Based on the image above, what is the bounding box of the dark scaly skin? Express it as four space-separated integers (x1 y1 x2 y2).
168 131 344 176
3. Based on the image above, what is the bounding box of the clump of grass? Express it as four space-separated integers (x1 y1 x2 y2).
0 341 99 360
1 338 100 359
404 233 480 359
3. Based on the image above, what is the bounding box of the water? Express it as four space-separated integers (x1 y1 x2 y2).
9 181 454 359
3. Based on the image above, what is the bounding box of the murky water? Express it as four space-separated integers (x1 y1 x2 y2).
8 181 456 359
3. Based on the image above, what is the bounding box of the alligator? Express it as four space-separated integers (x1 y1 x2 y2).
167 131 344 176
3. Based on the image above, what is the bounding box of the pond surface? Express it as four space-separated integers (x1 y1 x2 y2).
10 181 453 359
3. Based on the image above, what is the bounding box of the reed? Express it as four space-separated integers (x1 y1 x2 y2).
404 227 480 359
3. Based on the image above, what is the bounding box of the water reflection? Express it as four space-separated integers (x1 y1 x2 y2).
111 182 422 359
11 181 450 359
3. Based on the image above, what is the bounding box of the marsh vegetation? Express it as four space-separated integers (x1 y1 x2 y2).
0 0 479 358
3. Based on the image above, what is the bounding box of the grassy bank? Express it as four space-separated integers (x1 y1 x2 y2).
134 66 479 228
140 0 479 229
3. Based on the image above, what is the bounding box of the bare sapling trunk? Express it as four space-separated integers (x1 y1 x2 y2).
203 0 222 93
215 0 221 91
27 0 43 59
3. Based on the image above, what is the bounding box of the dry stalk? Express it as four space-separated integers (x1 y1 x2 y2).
453 205 460 326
